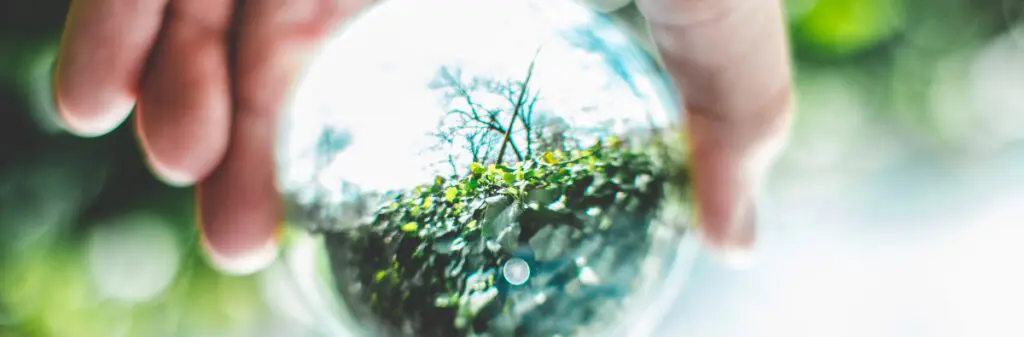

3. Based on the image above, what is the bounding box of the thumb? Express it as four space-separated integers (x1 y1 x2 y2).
636 0 795 264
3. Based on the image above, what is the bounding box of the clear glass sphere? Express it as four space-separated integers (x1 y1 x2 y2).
276 0 698 336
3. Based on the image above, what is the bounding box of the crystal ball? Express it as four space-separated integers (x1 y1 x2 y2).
275 0 698 336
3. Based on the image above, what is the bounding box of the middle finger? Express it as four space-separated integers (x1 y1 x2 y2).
197 0 368 274
136 0 235 185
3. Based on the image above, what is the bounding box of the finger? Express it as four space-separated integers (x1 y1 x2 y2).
55 0 169 136
135 0 234 186
198 0 367 275
637 0 794 260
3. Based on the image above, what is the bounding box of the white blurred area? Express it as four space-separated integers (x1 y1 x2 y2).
85 212 181 302
652 25 1024 337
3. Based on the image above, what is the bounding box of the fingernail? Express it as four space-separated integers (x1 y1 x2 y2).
701 200 757 269
133 117 200 187
713 245 755 269
142 153 199 187
201 234 280 276
742 115 793 199
54 89 134 138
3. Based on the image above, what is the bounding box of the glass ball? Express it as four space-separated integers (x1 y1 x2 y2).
275 0 698 336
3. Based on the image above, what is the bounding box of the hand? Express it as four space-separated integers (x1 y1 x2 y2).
54 0 368 274
54 0 791 274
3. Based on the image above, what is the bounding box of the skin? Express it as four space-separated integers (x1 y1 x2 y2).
54 0 793 275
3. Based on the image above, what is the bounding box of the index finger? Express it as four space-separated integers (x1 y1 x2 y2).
636 0 794 260
55 0 169 136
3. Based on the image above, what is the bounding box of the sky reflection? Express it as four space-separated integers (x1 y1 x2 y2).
277 0 676 209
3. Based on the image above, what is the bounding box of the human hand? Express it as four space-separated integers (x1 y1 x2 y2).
54 0 369 274
54 0 791 275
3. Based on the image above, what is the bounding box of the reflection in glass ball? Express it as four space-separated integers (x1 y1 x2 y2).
276 0 697 336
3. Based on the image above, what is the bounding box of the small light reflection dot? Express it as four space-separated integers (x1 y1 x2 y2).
503 258 531 286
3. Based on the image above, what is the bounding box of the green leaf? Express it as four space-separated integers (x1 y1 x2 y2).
374 270 389 282
524 169 537 180
543 151 557 164
502 172 515 184
401 222 419 232
445 187 459 202
471 162 485 175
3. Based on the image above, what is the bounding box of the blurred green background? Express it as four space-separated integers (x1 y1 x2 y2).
2 0 1023 336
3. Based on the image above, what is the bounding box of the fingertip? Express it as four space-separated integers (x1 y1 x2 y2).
133 110 227 187
196 190 283 276
200 230 280 276
136 134 229 188
136 139 202 187
196 163 284 276
697 199 757 269
53 83 135 138
702 238 757 269
134 112 194 187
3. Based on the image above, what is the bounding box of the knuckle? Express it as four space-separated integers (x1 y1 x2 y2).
168 0 235 37
251 0 366 30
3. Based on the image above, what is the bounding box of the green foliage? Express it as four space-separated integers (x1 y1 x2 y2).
792 0 904 57
324 135 688 337
0 240 267 337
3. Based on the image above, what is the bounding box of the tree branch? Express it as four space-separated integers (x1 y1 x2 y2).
496 49 541 165
517 93 539 157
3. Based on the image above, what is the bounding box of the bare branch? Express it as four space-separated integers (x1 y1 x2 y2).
517 92 540 157
496 49 541 165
